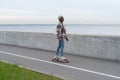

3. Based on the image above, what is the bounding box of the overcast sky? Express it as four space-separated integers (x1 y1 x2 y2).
0 0 120 24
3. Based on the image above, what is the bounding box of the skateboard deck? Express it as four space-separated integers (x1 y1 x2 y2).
52 58 69 63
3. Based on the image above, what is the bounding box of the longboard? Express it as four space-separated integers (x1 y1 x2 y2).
52 58 69 63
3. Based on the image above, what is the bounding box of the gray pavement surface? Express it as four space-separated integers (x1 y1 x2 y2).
0 44 120 80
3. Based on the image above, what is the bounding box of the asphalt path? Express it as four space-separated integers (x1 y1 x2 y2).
0 44 120 80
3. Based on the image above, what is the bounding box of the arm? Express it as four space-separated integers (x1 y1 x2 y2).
62 27 69 41
63 35 68 41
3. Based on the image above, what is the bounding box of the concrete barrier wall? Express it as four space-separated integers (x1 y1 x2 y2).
0 31 120 61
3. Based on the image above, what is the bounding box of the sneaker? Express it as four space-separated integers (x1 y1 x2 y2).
54 56 57 59
54 55 59 61
61 56 66 60
54 55 60 58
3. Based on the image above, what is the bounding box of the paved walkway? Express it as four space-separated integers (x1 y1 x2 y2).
0 44 120 80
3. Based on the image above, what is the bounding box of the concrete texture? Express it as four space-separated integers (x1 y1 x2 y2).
0 31 120 61
0 44 120 80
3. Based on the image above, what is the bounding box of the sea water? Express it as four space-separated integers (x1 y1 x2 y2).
0 24 120 36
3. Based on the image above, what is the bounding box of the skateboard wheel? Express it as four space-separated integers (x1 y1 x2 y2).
52 59 54 61
62 62 65 64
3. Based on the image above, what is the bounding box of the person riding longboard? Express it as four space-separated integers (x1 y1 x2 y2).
52 15 69 63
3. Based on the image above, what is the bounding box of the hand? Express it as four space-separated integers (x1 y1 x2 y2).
65 36 69 41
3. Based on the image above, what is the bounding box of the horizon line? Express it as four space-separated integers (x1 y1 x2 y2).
0 24 120 26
